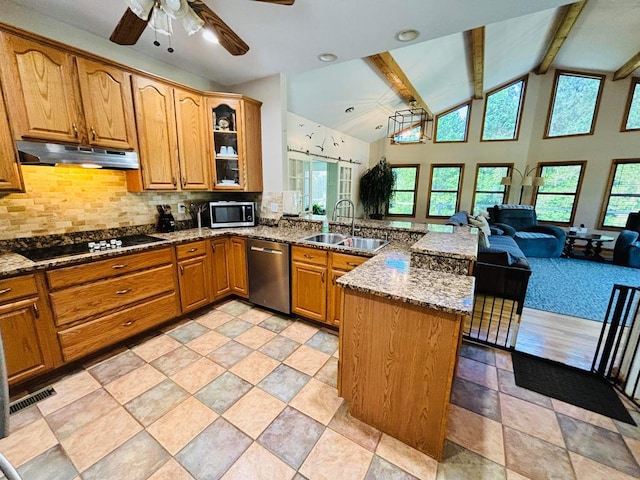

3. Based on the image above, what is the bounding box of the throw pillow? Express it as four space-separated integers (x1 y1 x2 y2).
468 216 491 249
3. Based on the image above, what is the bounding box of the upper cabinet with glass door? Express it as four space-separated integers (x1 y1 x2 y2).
208 95 263 192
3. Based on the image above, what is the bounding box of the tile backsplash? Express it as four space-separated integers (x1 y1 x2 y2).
0 166 259 240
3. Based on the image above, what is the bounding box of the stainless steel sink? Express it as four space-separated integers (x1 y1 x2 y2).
301 233 346 244
337 236 389 252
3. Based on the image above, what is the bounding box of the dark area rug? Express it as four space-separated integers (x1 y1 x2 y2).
511 351 636 425
524 257 639 322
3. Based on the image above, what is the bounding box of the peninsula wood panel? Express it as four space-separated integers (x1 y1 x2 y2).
339 290 462 460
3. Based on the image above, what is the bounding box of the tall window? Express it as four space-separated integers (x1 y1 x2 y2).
545 70 605 138
600 160 640 228
426 164 464 218
472 164 512 215
434 102 471 143
533 161 586 225
388 165 420 216
622 78 640 132
481 76 527 141
334 164 354 218
289 158 311 212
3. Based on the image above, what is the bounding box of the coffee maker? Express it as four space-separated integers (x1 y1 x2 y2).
157 205 175 233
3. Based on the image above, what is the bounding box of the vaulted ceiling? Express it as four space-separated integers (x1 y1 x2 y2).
4 0 640 143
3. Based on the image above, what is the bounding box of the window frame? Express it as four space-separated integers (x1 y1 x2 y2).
387 164 420 217
426 163 465 219
471 163 513 215
433 101 472 143
598 159 640 230
544 69 605 139
533 160 587 226
621 77 640 132
480 75 528 142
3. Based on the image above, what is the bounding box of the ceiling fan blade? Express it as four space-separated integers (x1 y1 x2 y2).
251 0 295 5
110 8 149 45
189 0 249 56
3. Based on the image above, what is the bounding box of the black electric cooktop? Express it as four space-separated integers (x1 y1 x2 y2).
18 234 165 262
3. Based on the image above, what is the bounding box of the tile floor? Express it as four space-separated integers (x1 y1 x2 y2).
3 299 640 479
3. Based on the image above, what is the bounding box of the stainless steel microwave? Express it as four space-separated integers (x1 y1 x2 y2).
207 201 256 228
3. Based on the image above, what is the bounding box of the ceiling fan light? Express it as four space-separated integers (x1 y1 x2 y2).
396 29 420 42
126 0 155 20
202 29 219 44
181 8 204 35
318 53 337 62
150 6 173 35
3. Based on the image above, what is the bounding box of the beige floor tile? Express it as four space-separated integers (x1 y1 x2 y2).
283 345 330 376
104 363 166 404
237 308 272 325
280 321 319 343
37 371 101 416
300 428 373 480
506 469 531 480
0 418 58 468
185 330 230 356
329 402 382 452
221 442 295 480
446 404 505 466
171 357 226 394
133 334 182 362
551 398 618 432
570 451 638 480
234 326 276 350
60 406 142 472
376 433 438 480
223 388 286 439
229 351 280 384
495 350 514 372
456 356 499 390
500 393 565 447
624 436 640 466
147 458 195 480
196 310 234 330
147 397 218 455
289 378 343 425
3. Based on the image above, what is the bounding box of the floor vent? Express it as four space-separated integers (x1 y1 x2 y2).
9 387 56 415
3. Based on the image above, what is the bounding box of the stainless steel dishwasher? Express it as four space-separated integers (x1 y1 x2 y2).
247 239 291 314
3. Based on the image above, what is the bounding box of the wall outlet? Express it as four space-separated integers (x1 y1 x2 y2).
270 202 279 212
177 203 186 214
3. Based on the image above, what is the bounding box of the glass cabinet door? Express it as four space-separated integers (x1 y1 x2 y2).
210 99 243 189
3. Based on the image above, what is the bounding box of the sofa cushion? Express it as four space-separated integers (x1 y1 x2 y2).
444 211 469 226
478 235 527 266
514 231 560 257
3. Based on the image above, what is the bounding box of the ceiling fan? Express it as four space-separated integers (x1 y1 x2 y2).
110 0 295 56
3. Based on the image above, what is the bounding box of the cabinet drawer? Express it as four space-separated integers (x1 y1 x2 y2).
58 293 179 362
47 247 173 290
0 274 38 304
50 264 175 326
176 241 208 260
292 246 328 266
330 252 367 271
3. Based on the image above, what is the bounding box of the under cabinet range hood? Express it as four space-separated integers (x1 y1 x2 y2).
17 141 139 170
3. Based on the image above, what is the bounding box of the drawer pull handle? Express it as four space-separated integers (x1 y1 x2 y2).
0 288 11 295
112 264 127 269
304 254 314 259
321 272 325 283
347 262 360 267
32 303 40 319
332 276 336 286
116 289 131 295
122 320 135 327
180 265 185 275
72 123 78 138
90 126 97 141
187 248 198 252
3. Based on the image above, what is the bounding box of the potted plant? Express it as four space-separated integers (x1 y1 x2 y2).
359 157 396 220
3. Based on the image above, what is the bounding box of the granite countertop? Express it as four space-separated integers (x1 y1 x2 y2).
0 221 476 316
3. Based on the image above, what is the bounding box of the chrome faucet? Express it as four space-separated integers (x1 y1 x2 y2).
332 199 358 237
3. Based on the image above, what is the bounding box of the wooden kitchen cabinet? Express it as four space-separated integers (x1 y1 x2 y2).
230 236 248 297
0 79 24 192
176 240 211 313
0 273 62 386
208 95 263 192
211 237 232 298
327 252 367 327
0 33 136 149
291 246 328 323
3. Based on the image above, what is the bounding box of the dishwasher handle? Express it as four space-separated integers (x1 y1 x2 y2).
250 246 283 255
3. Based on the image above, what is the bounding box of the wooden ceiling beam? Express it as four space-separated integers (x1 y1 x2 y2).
614 51 640 81
537 0 588 75
365 52 433 117
469 27 485 99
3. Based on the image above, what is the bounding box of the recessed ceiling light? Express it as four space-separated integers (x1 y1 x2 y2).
375 124 383 130
202 29 219 44
318 52 337 62
345 106 355 113
396 29 420 42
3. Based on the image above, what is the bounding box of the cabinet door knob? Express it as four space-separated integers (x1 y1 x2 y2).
112 264 127 269
180 265 185 275
72 123 78 138
116 288 131 295
321 272 325 283
0 287 11 295
172 176 177 187
32 303 40 319
332 275 336 286
90 127 97 141
211 244 216 252
182 176 187 187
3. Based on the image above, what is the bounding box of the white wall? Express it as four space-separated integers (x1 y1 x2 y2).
1 0 220 91
372 70 640 236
